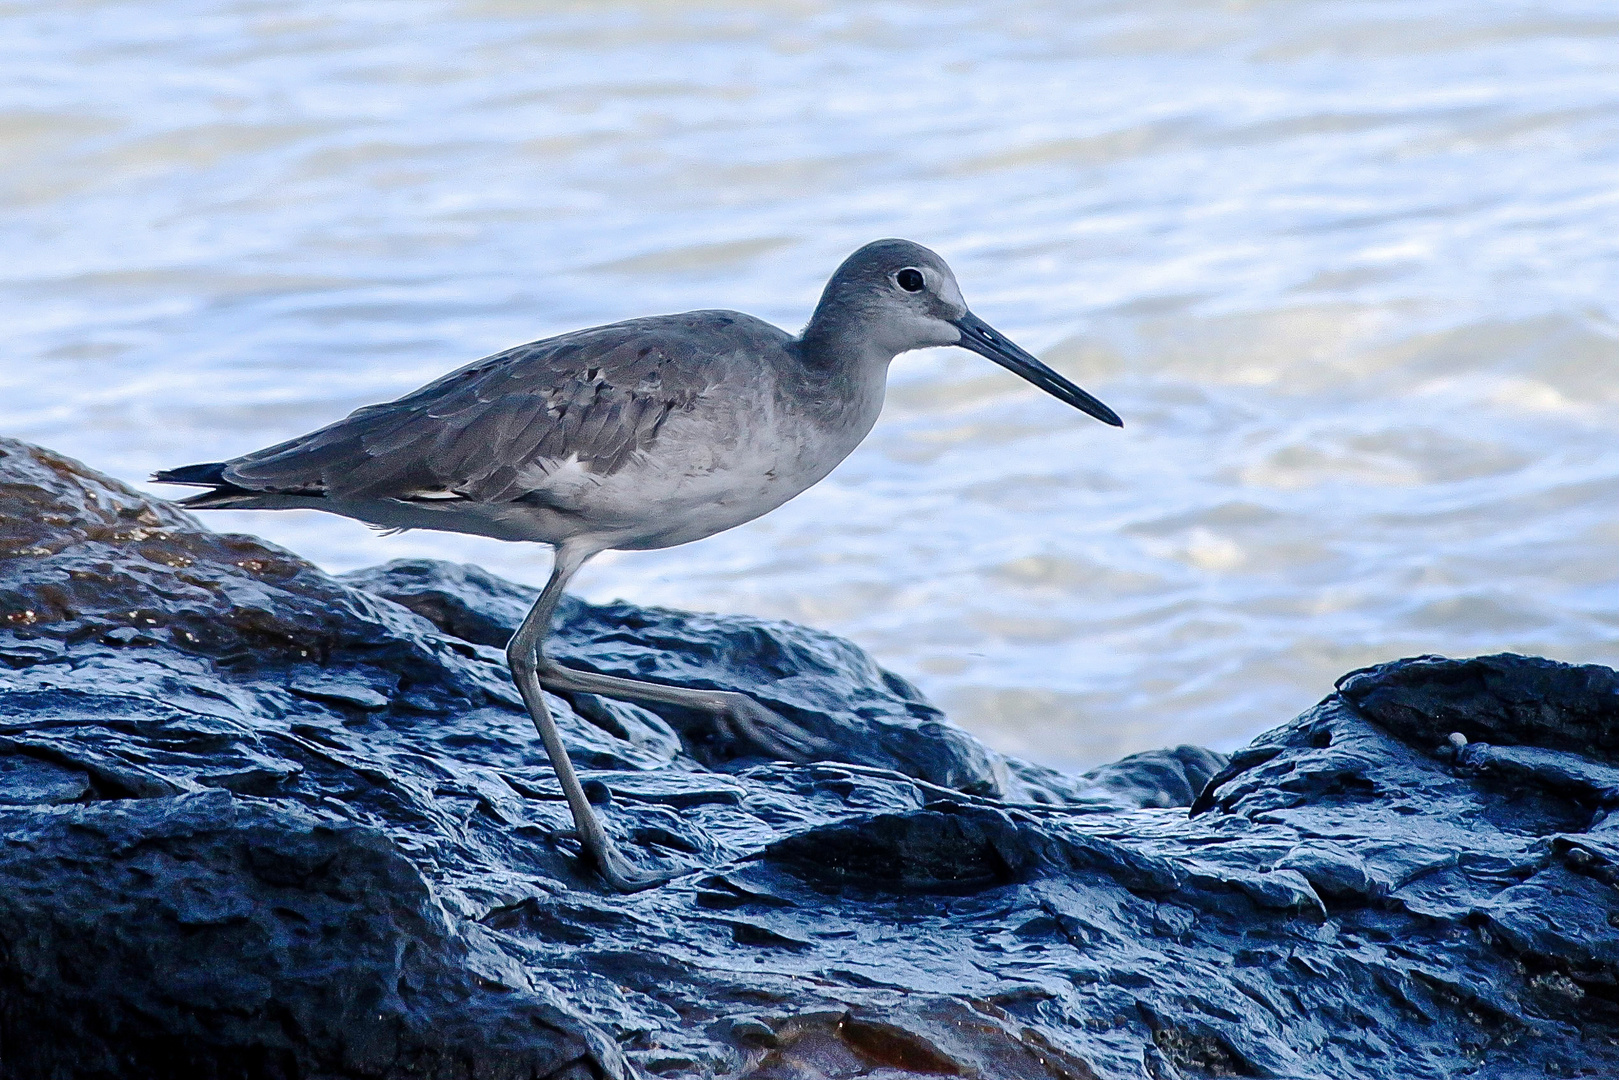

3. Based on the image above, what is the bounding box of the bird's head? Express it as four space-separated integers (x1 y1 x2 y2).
807 238 1122 428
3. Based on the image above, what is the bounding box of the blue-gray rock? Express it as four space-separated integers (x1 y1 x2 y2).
2 436 1616 1079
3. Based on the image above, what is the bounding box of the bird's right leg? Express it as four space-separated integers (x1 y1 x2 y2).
506 544 674 892
534 660 829 763
524 556 827 763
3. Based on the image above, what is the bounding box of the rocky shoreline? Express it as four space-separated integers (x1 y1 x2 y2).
2 436 1616 1079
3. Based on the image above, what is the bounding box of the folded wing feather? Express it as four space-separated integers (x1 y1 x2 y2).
220 315 737 504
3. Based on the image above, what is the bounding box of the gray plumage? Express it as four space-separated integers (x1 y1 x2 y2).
228 312 757 497
156 238 1122 891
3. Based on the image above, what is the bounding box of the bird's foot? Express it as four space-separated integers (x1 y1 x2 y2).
598 860 678 893
591 836 680 893
710 694 832 763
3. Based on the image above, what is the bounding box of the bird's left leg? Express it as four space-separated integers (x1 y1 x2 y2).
506 542 674 892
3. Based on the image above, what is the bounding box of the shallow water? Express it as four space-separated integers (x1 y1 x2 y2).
3 0 1616 770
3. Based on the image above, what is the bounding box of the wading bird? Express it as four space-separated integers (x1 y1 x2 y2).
155 239 1122 891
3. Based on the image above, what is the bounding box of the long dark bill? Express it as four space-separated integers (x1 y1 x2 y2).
953 311 1123 427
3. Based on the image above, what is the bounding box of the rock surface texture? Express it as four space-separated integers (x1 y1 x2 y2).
1 436 1615 1079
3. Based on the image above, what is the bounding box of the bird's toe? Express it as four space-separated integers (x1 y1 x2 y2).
722 697 831 763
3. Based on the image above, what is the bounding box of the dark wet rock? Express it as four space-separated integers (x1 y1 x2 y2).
341 558 1173 809
2 436 1617 1079
1078 744 1230 810
1338 653 1619 763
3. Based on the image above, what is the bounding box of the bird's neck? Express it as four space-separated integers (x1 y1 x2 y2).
796 305 899 374
787 316 893 434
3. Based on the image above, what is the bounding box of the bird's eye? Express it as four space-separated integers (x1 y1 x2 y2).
896 268 925 292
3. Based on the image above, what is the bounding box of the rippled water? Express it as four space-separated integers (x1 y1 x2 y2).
4 0 1616 769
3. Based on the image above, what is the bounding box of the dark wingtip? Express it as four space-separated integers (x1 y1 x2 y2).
151 462 228 486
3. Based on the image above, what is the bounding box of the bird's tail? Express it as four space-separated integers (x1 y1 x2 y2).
152 462 228 486
150 462 262 509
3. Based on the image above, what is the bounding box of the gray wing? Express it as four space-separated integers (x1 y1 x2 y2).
222 311 776 503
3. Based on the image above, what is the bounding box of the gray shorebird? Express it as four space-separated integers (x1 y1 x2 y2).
154 239 1123 891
